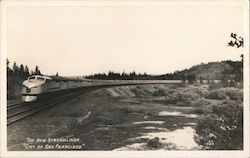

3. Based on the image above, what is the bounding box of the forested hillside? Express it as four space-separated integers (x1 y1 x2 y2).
150 60 243 82
87 60 243 82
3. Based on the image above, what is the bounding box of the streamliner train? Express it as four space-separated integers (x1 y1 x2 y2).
22 75 94 102
22 75 182 102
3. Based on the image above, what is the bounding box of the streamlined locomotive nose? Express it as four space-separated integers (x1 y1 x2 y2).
22 75 48 102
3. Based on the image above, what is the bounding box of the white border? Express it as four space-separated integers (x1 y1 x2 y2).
0 0 8 158
243 0 249 155
0 0 249 158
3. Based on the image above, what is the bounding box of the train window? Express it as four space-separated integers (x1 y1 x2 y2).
37 77 45 81
29 76 36 81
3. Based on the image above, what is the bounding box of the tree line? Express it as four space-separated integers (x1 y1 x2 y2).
7 58 42 78
86 71 149 80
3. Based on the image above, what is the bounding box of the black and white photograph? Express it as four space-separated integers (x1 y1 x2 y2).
0 0 249 157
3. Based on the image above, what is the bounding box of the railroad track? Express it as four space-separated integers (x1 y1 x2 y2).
7 91 85 126
7 100 25 107
7 101 29 110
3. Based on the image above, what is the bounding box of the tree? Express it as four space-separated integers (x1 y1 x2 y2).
130 71 136 79
19 64 24 76
227 33 243 83
7 58 13 76
199 76 203 84
12 62 19 74
34 65 41 75
7 58 10 69
56 72 59 77
24 65 30 77
227 33 244 48
186 74 196 84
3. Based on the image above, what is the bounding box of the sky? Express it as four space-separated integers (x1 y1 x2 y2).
6 2 244 76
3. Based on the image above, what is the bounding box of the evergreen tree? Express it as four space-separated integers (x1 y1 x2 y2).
19 64 25 76
12 62 19 75
7 58 10 70
7 58 13 75
24 65 30 77
199 76 203 84
187 74 196 83
34 65 41 75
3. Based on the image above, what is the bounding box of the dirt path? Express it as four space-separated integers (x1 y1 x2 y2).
7 86 201 151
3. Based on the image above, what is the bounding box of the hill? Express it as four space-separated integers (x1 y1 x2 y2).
149 60 243 82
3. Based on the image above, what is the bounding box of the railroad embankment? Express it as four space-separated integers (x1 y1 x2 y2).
91 84 178 97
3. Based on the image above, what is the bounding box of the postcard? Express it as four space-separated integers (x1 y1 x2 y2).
0 0 249 157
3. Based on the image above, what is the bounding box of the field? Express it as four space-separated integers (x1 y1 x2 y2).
7 83 243 150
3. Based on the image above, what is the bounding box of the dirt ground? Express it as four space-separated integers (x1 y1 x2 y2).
7 84 217 151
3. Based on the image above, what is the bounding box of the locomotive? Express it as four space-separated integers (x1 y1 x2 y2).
22 75 182 102
22 75 93 102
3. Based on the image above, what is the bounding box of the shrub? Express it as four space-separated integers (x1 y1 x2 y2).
164 93 179 104
209 89 229 100
191 87 210 98
192 98 210 107
164 89 201 105
192 98 212 114
178 91 201 105
209 87 243 100
193 105 213 114
195 101 243 149
223 88 243 100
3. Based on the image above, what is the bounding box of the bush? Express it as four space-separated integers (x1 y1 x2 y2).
178 91 201 104
209 89 229 100
164 89 201 105
192 98 212 114
191 87 210 98
195 101 243 149
192 98 210 107
164 93 179 104
209 87 243 100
